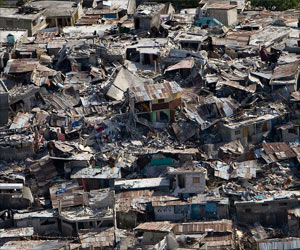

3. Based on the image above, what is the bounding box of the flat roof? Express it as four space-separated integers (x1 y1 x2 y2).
27 1 78 18
0 7 44 20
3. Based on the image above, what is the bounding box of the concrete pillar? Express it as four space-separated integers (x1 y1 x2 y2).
0 80 8 126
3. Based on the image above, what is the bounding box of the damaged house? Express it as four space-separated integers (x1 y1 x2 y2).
219 106 287 145
168 162 207 195
129 80 182 125
26 1 83 28
0 7 47 36
133 3 165 31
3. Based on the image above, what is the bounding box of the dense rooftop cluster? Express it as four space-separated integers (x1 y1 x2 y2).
0 0 300 249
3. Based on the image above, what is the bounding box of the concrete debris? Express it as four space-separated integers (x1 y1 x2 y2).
1 1 300 250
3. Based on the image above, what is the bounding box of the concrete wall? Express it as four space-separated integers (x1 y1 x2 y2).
219 120 272 144
174 172 206 194
154 203 228 221
141 231 167 245
0 92 8 126
207 7 237 26
134 13 161 31
236 199 300 226
15 217 59 235
0 194 30 210
281 129 299 143
0 143 34 161
117 211 137 228
0 16 46 36
154 205 184 221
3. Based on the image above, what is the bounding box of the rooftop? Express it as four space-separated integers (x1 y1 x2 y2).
130 81 182 102
0 7 45 20
135 221 175 232
207 3 237 10
26 1 78 18
135 3 165 16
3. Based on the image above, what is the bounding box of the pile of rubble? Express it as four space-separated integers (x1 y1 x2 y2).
1 0 300 249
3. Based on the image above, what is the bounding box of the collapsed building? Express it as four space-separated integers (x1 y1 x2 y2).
1 0 300 249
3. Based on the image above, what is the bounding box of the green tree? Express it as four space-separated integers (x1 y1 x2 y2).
0 0 8 6
249 0 300 10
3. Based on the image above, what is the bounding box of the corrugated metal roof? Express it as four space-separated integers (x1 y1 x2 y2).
263 142 297 161
231 160 257 179
207 3 237 10
79 227 114 248
271 61 300 83
135 221 175 232
165 58 194 72
174 220 232 234
130 81 182 102
4 59 39 74
116 190 178 212
49 181 86 209
258 237 300 250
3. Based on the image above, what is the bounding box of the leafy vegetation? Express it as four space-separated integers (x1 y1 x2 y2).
0 0 8 6
249 0 300 11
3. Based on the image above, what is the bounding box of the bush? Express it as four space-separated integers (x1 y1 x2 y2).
249 0 300 11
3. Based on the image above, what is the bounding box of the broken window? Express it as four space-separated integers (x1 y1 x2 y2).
40 219 56 226
288 128 297 134
134 18 140 29
279 202 287 207
178 174 185 188
135 101 151 113
193 177 200 183
235 130 241 135
174 205 189 214
78 222 85 229
256 122 263 134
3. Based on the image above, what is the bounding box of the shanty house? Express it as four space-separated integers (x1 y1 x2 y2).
152 196 229 222
269 61 300 92
129 81 182 124
174 220 233 250
14 210 58 235
219 112 285 145
134 221 177 249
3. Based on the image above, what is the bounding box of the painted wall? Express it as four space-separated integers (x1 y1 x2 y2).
154 203 228 221
207 7 237 26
